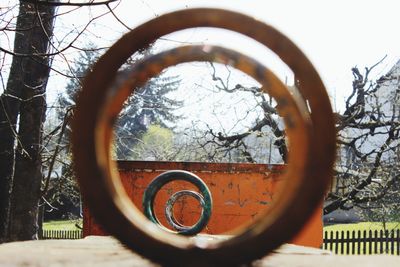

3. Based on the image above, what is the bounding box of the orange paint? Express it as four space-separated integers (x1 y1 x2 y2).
83 161 323 248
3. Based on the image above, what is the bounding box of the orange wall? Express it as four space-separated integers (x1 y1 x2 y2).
83 161 323 248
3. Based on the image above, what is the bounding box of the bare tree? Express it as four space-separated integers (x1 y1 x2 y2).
177 62 287 164
1 1 398 242
183 59 399 218
0 0 122 242
0 0 58 242
325 58 400 216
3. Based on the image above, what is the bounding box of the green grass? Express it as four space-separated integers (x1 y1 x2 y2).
42 220 399 254
324 222 400 232
43 219 82 231
45 220 400 232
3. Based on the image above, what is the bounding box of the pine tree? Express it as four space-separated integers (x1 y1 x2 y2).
48 46 182 219
57 48 100 122
115 73 182 159
56 46 182 159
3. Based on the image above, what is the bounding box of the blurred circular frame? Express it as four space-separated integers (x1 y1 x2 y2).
72 8 336 266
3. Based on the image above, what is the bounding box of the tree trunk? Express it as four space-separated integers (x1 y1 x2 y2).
0 95 20 242
5 1 56 241
0 0 28 242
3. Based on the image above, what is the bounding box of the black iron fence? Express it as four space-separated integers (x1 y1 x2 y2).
323 230 400 255
39 229 400 255
40 230 82 240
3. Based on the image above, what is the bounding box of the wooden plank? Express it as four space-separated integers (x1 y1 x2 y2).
1 236 400 267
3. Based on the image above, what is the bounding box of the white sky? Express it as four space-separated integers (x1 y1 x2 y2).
2 0 398 113
44 0 400 112
122 1 399 103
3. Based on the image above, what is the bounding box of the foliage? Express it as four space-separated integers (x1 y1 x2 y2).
358 179 400 227
57 47 100 121
40 48 101 221
47 43 182 210
0 0 177 242
114 72 182 159
129 124 175 161
0 0 398 242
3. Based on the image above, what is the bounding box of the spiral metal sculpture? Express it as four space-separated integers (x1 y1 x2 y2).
72 8 336 266
143 170 212 236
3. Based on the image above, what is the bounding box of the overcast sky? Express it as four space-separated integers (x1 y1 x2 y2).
128 0 400 110
44 0 400 112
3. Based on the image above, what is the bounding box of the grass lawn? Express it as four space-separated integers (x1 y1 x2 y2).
43 220 399 255
43 219 82 231
324 222 400 232
44 219 400 232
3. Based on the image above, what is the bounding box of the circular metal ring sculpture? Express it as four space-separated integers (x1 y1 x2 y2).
165 190 206 232
143 170 212 235
72 8 336 266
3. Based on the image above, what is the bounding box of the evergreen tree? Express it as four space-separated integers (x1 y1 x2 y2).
41 48 101 222
57 47 100 122
57 46 182 160
115 73 182 159
48 45 182 219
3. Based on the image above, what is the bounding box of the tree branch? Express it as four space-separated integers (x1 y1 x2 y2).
21 0 119 7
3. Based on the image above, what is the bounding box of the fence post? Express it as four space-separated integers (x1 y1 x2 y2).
397 230 400 255
368 230 372 254
335 231 339 254
329 231 334 252
40 229 83 240
390 230 394 255
362 230 367 254
384 230 389 254
351 230 355 255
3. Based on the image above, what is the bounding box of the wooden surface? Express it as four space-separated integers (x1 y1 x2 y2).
0 236 399 267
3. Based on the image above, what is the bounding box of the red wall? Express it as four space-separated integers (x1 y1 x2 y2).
83 161 323 248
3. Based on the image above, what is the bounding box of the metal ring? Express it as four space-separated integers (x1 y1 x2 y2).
143 170 212 235
72 8 336 266
165 190 206 232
